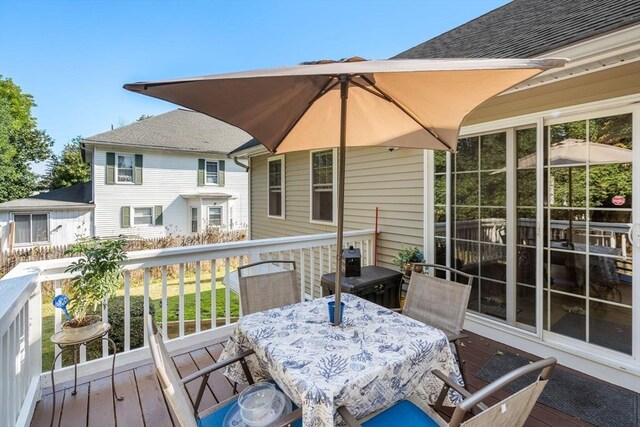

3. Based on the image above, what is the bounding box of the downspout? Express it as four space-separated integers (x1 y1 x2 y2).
229 155 249 172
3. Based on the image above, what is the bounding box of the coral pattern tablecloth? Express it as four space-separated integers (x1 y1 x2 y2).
221 294 463 426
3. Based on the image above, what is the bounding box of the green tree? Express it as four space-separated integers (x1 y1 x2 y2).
45 136 91 190
0 76 54 202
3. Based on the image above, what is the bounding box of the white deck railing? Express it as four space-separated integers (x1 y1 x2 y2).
0 229 375 427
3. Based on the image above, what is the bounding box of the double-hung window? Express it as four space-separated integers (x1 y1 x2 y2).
311 149 335 223
206 161 218 184
133 207 153 225
117 154 134 183
13 213 49 244
268 156 285 218
208 207 222 226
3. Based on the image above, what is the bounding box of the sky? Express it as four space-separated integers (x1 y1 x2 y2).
0 0 509 171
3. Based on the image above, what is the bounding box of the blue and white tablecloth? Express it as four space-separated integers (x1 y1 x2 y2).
221 294 463 426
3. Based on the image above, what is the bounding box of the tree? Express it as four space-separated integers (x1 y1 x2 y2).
45 136 91 190
0 76 54 202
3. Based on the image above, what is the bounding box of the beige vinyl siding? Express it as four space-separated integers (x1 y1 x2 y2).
465 62 640 125
251 147 424 270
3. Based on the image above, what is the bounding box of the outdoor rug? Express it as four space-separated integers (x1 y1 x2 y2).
551 313 632 355
476 352 639 427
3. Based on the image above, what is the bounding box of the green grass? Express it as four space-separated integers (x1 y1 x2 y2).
41 269 239 370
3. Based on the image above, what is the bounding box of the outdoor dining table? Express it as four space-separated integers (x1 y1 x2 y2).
221 293 464 426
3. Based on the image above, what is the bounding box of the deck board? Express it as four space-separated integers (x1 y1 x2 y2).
30 331 606 427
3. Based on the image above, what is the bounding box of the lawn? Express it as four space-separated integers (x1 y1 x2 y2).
41 269 239 369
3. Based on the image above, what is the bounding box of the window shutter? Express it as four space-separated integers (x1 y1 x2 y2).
134 154 143 185
121 206 131 228
198 159 205 186
154 205 163 226
106 152 115 184
219 160 225 186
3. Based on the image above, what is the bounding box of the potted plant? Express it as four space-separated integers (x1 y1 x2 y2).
61 238 127 337
392 246 424 277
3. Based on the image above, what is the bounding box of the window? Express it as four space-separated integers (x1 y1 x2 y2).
208 207 222 226
133 207 153 225
206 161 218 184
311 150 335 222
191 207 198 233
117 154 134 183
268 156 285 218
13 213 49 244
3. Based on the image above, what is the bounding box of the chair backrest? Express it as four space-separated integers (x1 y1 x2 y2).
146 315 198 427
238 260 300 315
452 357 556 427
403 264 473 336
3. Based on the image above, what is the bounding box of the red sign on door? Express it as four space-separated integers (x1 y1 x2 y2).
612 195 626 206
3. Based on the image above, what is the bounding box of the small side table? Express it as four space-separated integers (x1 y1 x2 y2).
320 265 403 308
50 322 124 427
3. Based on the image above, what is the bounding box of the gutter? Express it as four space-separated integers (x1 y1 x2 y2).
230 155 249 171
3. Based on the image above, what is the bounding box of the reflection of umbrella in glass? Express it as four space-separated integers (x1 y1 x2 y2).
497 138 631 241
125 57 566 325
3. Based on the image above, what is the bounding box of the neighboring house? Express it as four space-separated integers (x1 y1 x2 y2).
81 109 251 239
0 182 92 250
231 0 640 390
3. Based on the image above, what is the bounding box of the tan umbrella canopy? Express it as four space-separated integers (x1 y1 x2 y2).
125 57 567 325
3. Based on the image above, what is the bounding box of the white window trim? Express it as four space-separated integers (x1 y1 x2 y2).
132 207 154 227
207 206 223 227
309 148 337 225
205 159 220 186
11 212 50 246
115 153 135 184
267 155 286 219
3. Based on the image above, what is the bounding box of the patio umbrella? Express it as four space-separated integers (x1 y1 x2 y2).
124 57 567 325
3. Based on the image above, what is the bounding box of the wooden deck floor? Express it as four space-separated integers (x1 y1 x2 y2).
31 332 600 427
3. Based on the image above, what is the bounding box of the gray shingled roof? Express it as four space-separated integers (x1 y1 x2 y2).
395 0 640 59
83 109 254 154
0 182 93 211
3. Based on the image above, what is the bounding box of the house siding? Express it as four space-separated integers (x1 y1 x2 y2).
250 147 424 270
0 209 92 250
93 146 248 239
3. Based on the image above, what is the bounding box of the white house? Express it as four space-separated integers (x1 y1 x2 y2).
230 0 640 391
0 109 251 250
0 183 93 250
82 109 251 239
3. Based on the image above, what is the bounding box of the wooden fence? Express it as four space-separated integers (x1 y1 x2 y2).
0 228 247 278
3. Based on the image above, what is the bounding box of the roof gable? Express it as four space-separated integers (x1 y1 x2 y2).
395 0 640 59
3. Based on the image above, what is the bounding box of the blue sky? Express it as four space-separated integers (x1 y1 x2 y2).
0 0 508 166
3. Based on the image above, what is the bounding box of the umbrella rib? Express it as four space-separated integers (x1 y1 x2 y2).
272 77 339 152
349 80 390 101
359 76 452 150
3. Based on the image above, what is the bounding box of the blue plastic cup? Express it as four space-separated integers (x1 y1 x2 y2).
328 301 345 324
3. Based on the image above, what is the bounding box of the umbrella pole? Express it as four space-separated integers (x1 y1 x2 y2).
333 75 349 326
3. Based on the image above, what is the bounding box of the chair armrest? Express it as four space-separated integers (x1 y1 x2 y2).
337 406 362 427
432 370 473 401
267 407 303 427
446 332 468 343
390 308 403 313
182 349 255 385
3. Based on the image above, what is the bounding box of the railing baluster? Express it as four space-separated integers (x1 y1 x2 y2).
319 245 324 279
9 318 17 422
195 261 201 333
328 245 333 273
224 258 231 325
211 259 217 330
54 280 62 369
161 266 168 337
124 271 131 352
300 249 306 301
238 256 244 317
102 294 109 357
0 329 6 426
144 268 150 345
178 264 185 338
310 248 315 298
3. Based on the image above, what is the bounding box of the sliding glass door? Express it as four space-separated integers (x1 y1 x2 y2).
432 108 636 357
